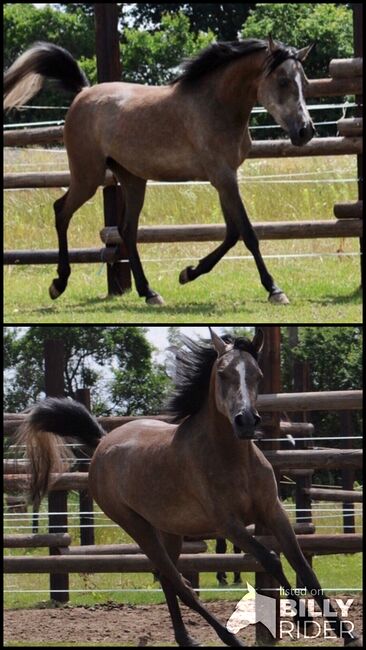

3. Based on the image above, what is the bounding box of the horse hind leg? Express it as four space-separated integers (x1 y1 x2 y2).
106 159 164 305
49 180 99 300
107 504 245 647
159 532 201 647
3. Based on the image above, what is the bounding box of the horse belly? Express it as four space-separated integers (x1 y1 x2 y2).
89 427 216 536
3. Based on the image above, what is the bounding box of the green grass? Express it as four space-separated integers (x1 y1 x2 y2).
4 151 362 323
4 496 362 610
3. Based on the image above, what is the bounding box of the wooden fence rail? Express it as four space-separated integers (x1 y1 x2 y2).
5 533 362 575
3 450 362 495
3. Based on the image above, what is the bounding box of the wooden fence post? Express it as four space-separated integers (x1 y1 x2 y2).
75 389 95 546
44 339 69 603
255 326 281 644
94 3 132 295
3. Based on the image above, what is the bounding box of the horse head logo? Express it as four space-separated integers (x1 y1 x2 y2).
226 582 276 638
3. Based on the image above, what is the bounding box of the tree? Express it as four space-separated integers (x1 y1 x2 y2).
124 4 256 41
281 326 362 478
4 327 170 416
242 3 353 78
121 12 214 84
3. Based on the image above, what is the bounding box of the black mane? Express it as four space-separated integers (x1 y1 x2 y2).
164 334 259 423
171 38 298 85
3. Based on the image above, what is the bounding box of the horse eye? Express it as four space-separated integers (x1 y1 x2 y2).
278 77 290 88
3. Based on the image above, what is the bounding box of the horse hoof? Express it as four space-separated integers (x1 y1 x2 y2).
269 291 290 305
49 282 61 300
146 293 164 306
179 266 194 284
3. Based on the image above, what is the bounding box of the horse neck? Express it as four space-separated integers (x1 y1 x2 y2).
208 50 266 124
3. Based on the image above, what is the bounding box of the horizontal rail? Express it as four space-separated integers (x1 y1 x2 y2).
304 488 363 503
257 390 363 411
2 418 314 442
3 220 363 268
334 201 363 219
4 533 71 548
3 391 362 438
263 449 362 470
4 534 362 574
100 220 362 245
4 450 362 493
62 541 207 556
329 57 363 78
3 248 116 266
337 118 363 137
3 137 363 189
3 552 264 574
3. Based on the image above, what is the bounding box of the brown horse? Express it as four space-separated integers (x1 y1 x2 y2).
4 38 315 306
17 329 360 647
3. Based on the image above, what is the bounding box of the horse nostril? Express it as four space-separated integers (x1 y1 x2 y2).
254 413 261 426
234 413 245 427
299 126 307 139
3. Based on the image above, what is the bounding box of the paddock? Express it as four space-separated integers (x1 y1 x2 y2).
4 328 363 646
3 30 363 321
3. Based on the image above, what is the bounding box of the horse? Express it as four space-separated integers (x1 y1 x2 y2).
215 537 242 585
16 329 360 647
4 37 315 306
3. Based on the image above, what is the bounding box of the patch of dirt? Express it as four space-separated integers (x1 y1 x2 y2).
4 597 362 646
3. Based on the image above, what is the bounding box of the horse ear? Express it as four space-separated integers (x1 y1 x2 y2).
296 42 315 62
267 34 277 53
209 327 228 357
252 328 264 355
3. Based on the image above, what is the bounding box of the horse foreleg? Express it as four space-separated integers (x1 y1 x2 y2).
179 224 238 285
268 502 361 646
223 519 314 635
159 532 201 647
209 172 289 304
108 505 245 647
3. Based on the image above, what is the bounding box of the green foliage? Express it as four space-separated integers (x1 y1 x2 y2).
4 3 94 66
281 327 362 484
121 12 214 84
242 3 353 78
125 3 256 40
3 327 170 416
282 326 362 392
242 3 354 137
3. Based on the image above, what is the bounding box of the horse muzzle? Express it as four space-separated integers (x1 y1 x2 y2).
289 121 315 146
233 410 261 439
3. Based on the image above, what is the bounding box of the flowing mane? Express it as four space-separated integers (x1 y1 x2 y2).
165 334 259 422
171 38 299 85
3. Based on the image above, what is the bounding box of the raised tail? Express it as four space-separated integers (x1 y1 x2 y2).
4 41 89 110
16 397 105 508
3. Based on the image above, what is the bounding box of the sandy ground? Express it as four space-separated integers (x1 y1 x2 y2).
4 597 362 646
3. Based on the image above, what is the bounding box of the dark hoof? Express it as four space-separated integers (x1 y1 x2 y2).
49 280 63 300
146 293 164 306
268 291 290 305
179 266 194 284
178 637 201 647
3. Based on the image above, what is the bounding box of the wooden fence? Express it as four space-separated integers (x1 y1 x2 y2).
4 57 363 289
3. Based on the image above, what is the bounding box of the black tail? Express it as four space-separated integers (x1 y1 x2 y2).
4 41 89 110
16 397 104 507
